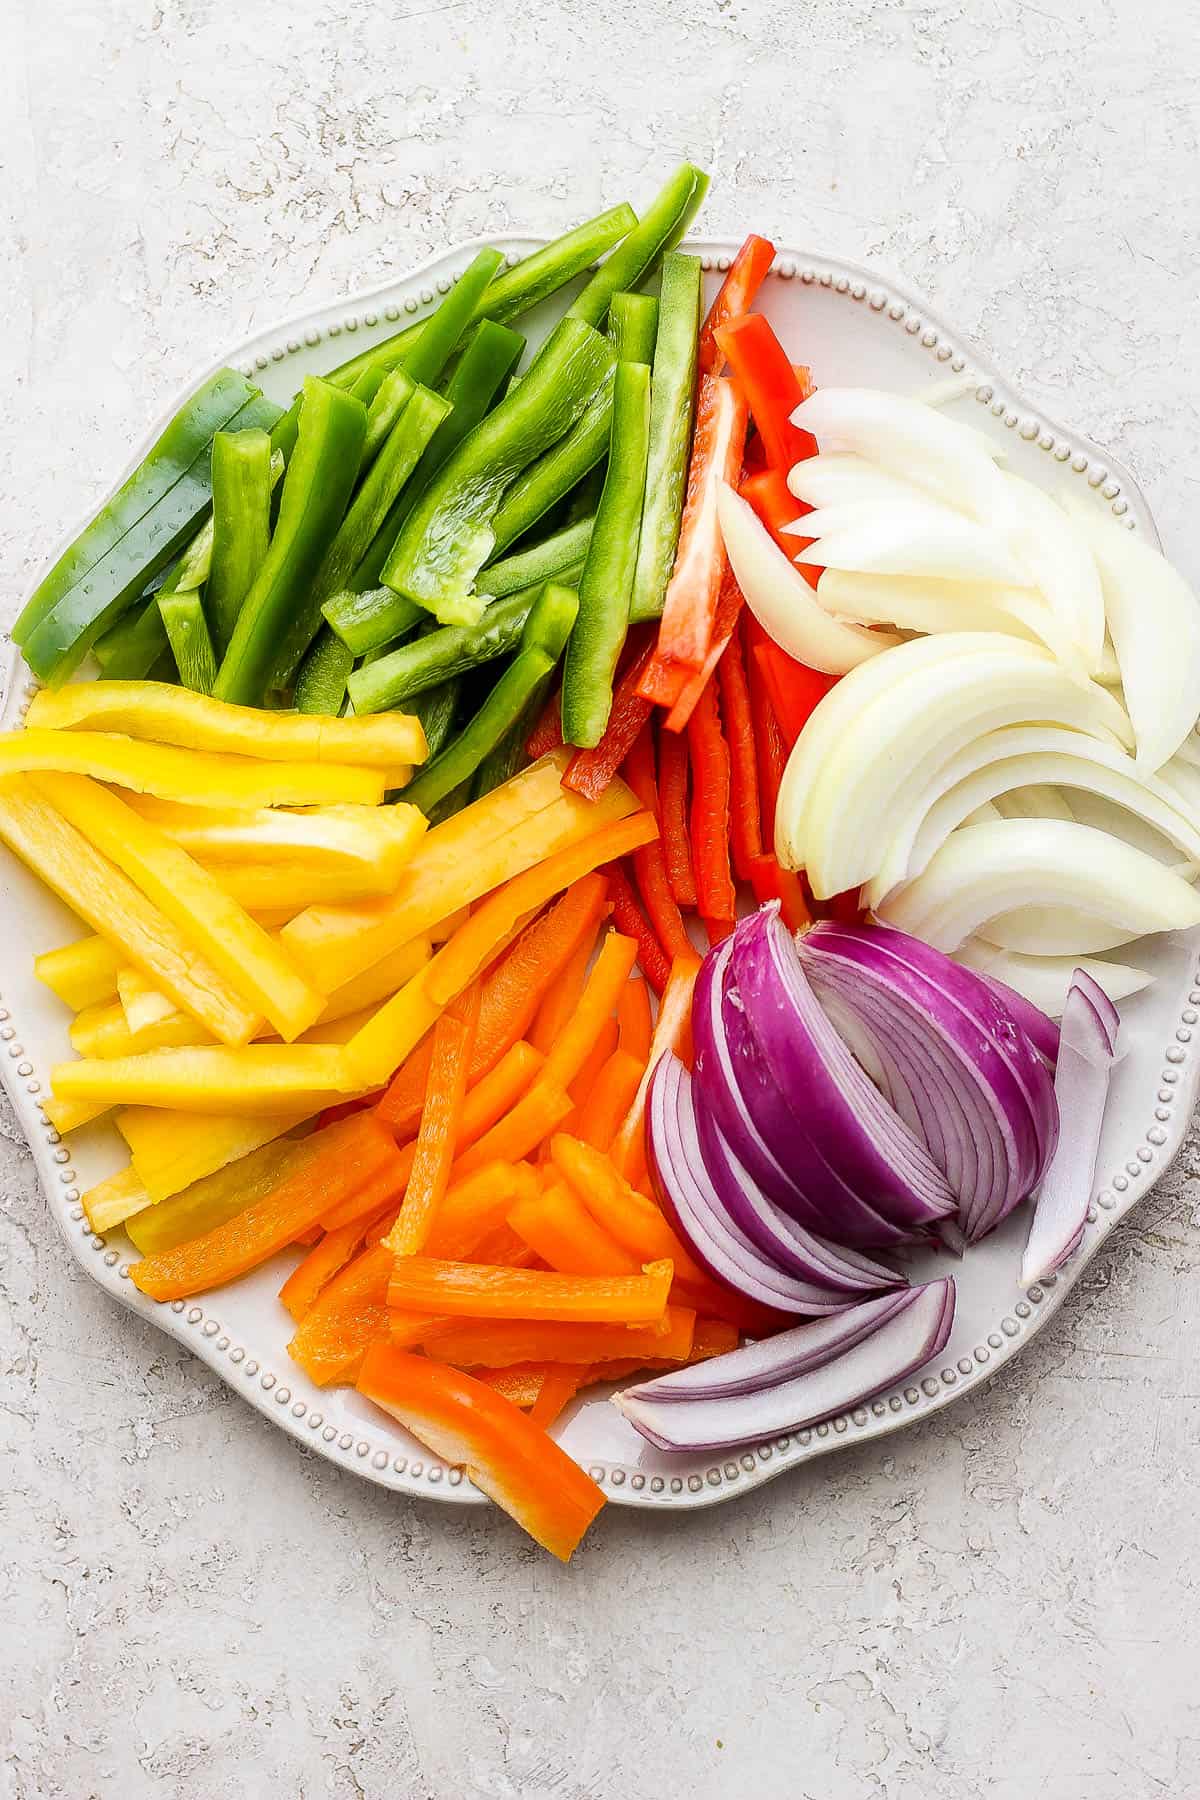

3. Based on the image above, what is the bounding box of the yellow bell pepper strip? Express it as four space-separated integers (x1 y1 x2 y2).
0 776 261 1045
34 936 122 1011
382 984 481 1257
628 252 703 623
125 1135 310 1255
381 318 616 627
26 679 426 769
119 1106 311 1205
13 368 265 672
0 730 388 809
355 1347 606 1560
206 426 274 656
566 163 709 331
280 752 635 994
53 1044 362 1116
129 1114 401 1300
204 860 396 911
126 794 425 874
33 772 324 1040
43 1093 112 1135
419 1306 696 1369
81 1165 153 1234
116 967 178 1033
384 1254 672 1324
269 384 452 690
70 998 208 1061
315 937 432 1028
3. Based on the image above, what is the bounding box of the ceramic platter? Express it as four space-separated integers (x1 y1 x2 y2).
2 236 1193 1518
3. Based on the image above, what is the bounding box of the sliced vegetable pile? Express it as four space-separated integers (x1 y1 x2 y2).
7 160 1192 1562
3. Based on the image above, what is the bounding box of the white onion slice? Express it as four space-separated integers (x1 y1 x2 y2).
793 510 1029 587
787 452 942 512
814 567 1083 671
1066 500 1200 773
987 474 1106 670
992 785 1075 822
955 941 1151 1017
716 484 898 675
793 387 1005 520
976 904 1150 956
879 817 1200 952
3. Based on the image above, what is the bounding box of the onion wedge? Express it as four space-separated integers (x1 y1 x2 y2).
793 508 1030 587
716 483 897 674
793 387 1004 519
976 904 1157 957
987 474 1106 671
879 817 1200 952
814 568 1083 671
992 785 1075 822
787 452 945 512
956 941 1151 1018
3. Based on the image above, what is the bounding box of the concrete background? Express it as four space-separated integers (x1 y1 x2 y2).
3 0 1199 1794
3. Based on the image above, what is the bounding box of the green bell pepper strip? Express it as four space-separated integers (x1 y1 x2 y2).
561 361 652 747
381 318 614 627
13 366 258 649
361 368 416 469
207 429 275 657
21 390 280 685
293 627 356 715
320 204 637 400
480 518 593 598
404 585 578 814
487 369 613 558
94 598 173 680
156 589 218 694
347 587 537 715
214 378 367 706
470 673 548 798
401 247 505 388
608 292 659 365
349 365 387 407
268 384 451 691
410 679 461 761
565 165 708 330
322 322 525 655
628 252 702 623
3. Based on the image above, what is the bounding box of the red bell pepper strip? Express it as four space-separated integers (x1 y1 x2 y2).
655 723 696 905
744 613 787 832
751 637 837 750
643 375 749 676
605 862 671 994
561 633 656 799
621 726 695 961
715 629 762 883
662 566 744 733
712 313 817 472
687 680 736 935
748 852 810 931
697 235 777 375
524 689 563 759
740 465 819 588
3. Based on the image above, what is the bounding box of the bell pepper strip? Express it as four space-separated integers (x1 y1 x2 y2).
697 234 777 375
293 628 357 717
383 1253 673 1325
131 794 424 876
316 937 433 1029
593 1315 740 1377
43 1091 110 1137
0 778 261 1046
122 1136 310 1253
604 864 671 995
288 1242 394 1384
574 1048 646 1151
14 371 267 678
128 1114 399 1300
712 313 817 470
155 586 216 696
54 1039 362 1116
207 426 273 657
399 245 506 387
686 681 736 934
346 589 535 716
561 630 657 798
616 973 653 1062
654 726 696 903
748 633 837 750
715 629 763 882
643 374 750 674
661 565 744 732
381 984 481 1257
32 772 324 1041
607 290 659 364
278 1208 384 1322
81 1165 151 1235
530 926 604 1058
528 1365 588 1430
565 1017 621 1111
483 517 595 603
26 681 427 771
488 376 615 562
526 690 564 760
420 1307 696 1370
425 1163 537 1261
609 952 700 1178
621 726 694 960
470 670 553 802
380 880 606 1133
627 253 704 624
509 1173 641 1277
382 318 615 627
118 1105 309 1205
541 931 639 1089
356 1347 605 1560
567 163 709 330
70 997 207 1061
561 361 652 748
118 965 202 1034
450 1079 575 1179
477 1364 552 1408
748 853 811 931
740 463 818 577
35 935 122 1011
93 599 172 681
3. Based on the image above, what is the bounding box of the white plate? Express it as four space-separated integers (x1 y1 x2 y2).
2 236 1191 1517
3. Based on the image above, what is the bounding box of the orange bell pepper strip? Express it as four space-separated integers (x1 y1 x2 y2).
278 1202 393 1323
593 1316 741 1378
713 312 817 470
426 1163 538 1260
508 1172 641 1277
574 1049 646 1152
476 1364 550 1408
661 565 744 733
566 1017 620 1110
529 1364 587 1429
608 954 700 1178
654 726 696 905
130 1114 401 1302
450 1077 574 1179
616 973 653 1062
419 1306 697 1369
604 864 671 995
642 374 750 677
560 630 657 801
355 1346 606 1561
542 931 638 1090
382 983 481 1257
621 727 694 962
716 627 763 883
287 1241 393 1385
384 1255 673 1324
697 233 777 375
378 876 607 1134
687 681 736 936
323 1042 544 1228
529 926 600 1057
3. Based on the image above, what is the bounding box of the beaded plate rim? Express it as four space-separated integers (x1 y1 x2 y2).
0 233 1183 1517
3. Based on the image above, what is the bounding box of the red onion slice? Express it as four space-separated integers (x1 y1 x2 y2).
615 1277 957 1450
975 970 1060 1066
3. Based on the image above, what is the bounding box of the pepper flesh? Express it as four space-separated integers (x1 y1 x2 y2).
207 427 273 656
628 253 703 624
384 1254 673 1324
346 590 535 716
697 234 777 374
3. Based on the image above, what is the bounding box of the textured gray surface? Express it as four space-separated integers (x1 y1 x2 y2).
3 1 1199 1794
